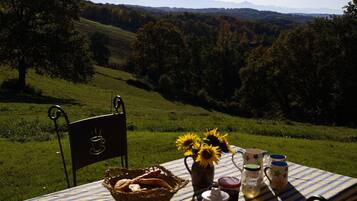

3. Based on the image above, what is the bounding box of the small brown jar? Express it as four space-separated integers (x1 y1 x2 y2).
218 177 241 201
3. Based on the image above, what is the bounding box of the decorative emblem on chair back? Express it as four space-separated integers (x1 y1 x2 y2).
89 128 106 156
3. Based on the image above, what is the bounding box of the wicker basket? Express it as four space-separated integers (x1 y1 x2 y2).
102 165 189 201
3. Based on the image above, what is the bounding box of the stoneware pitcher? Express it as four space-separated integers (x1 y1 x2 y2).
231 148 267 173
184 155 214 194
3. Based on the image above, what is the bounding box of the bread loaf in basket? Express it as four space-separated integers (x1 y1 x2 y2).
103 165 188 201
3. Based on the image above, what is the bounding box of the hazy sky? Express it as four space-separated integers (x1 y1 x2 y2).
221 0 345 9
90 0 347 13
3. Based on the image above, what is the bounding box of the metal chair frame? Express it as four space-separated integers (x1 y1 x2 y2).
48 95 128 187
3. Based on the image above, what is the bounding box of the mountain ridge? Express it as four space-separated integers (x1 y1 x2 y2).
123 5 319 24
90 0 342 14
229 0 341 14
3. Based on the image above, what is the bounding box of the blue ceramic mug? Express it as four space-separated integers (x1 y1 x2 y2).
264 161 289 190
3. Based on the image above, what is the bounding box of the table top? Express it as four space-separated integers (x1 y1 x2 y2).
27 147 357 201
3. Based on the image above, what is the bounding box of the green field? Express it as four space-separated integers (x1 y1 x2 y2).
75 18 136 64
0 65 357 200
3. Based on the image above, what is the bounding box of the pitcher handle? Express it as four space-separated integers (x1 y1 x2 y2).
263 151 269 168
264 166 272 184
184 155 194 174
231 150 244 172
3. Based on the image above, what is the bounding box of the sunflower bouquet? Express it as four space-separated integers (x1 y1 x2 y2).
176 128 233 168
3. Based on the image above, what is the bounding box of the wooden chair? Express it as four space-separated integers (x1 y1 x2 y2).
48 95 128 187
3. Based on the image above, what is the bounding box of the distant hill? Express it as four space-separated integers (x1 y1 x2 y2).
76 2 330 65
89 0 342 14
204 0 341 15
74 18 136 64
77 2 314 65
127 6 316 24
81 1 321 34
81 1 156 32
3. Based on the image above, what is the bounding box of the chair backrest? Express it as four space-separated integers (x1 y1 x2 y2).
48 95 128 187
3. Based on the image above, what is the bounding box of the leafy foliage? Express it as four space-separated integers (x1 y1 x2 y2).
135 7 315 26
132 20 188 86
80 2 315 32
80 1 156 32
128 14 280 114
0 0 94 90
74 18 136 66
90 32 110 66
344 0 357 16
240 11 357 125
126 2 357 126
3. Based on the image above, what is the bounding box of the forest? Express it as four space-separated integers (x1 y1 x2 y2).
1 0 356 126
80 1 357 126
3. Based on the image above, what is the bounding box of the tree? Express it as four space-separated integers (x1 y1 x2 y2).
80 2 155 32
176 15 217 95
0 0 94 91
239 11 357 124
132 20 187 85
344 0 357 16
203 19 245 100
90 32 110 66
239 46 275 117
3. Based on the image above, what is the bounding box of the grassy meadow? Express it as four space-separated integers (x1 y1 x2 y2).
0 65 357 200
75 18 136 64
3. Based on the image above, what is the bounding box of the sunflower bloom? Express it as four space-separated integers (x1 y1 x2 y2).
204 128 221 146
219 134 234 154
196 144 220 168
184 149 194 156
176 132 200 153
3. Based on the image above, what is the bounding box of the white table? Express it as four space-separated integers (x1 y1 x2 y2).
27 146 357 201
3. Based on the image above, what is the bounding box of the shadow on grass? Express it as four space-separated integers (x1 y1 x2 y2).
96 71 125 81
0 91 79 105
0 78 80 105
160 92 213 113
126 79 155 91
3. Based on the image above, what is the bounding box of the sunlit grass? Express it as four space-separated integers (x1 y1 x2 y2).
0 65 356 200
0 132 356 200
1 66 356 142
75 18 136 64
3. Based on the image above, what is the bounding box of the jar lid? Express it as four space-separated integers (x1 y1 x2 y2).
218 177 241 188
244 164 261 171
270 154 286 160
201 188 230 201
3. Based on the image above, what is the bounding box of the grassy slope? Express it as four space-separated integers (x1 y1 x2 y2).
75 18 136 64
0 66 357 200
1 66 357 142
0 133 356 200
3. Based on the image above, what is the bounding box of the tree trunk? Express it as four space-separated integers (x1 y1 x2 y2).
18 59 26 92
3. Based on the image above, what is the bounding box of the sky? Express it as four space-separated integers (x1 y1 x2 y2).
221 0 345 9
90 0 347 14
